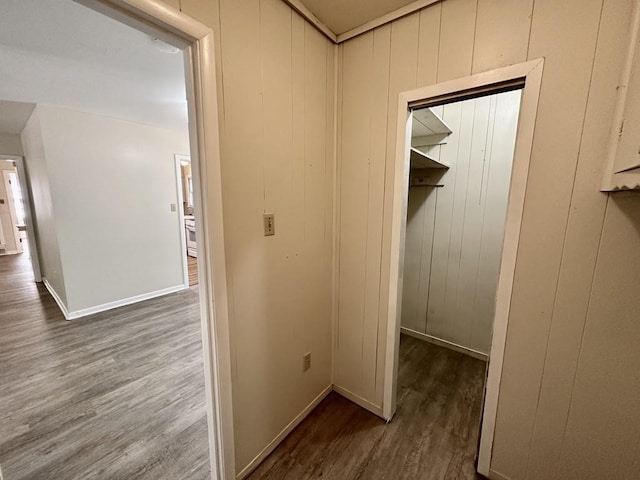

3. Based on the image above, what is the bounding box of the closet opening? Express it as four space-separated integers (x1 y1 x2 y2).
383 60 544 478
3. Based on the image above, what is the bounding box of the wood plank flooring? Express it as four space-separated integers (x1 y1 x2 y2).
248 335 487 480
188 255 198 287
0 249 210 480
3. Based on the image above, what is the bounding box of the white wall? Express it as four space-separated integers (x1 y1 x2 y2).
22 105 189 315
401 91 521 355
21 109 67 302
0 132 23 156
335 0 640 479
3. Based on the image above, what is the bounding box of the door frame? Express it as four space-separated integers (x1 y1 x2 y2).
382 59 544 477
74 1 234 478
0 155 41 279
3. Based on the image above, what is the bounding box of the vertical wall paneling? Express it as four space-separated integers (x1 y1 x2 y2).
185 0 335 473
490 1 604 477
525 1 632 478
336 32 375 396
437 0 478 82
416 3 442 86
374 14 421 406
472 0 533 74
362 25 392 402
337 0 640 478
400 186 436 333
217 0 267 470
332 43 342 385
555 194 640 479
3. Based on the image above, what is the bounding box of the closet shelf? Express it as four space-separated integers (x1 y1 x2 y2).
410 147 450 169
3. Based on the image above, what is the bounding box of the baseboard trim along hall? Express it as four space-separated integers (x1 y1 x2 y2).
332 385 384 419
236 385 333 480
489 468 512 480
42 277 71 320
400 327 488 361
66 285 186 320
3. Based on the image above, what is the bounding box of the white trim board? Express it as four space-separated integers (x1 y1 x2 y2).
42 277 71 320
488 469 512 480
381 59 544 478
332 385 384 419
281 0 337 43
336 0 441 43
400 327 488 361
236 385 333 480
67 284 186 320
281 0 442 45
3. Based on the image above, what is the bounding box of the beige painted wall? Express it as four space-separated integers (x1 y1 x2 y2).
335 0 640 478
175 0 335 473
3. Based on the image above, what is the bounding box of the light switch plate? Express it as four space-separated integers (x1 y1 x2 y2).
263 213 275 236
303 352 311 372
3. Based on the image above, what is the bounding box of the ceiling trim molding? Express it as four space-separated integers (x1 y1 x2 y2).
337 0 441 43
281 0 338 43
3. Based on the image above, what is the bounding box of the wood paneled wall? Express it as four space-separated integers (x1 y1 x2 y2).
401 91 520 356
336 0 640 479
172 0 336 474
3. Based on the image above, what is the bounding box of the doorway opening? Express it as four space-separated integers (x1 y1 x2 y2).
0 158 24 256
0 1 232 479
383 60 544 477
176 153 198 287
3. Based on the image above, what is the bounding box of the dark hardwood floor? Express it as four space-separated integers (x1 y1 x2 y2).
0 248 209 480
248 335 487 480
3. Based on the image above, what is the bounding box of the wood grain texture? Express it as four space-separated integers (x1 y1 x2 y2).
247 334 486 480
188 255 198 286
0 249 209 480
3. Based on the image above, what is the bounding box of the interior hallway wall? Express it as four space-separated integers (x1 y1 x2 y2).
334 0 640 479
173 0 336 474
21 109 67 303
0 133 23 156
401 91 520 356
21 105 189 315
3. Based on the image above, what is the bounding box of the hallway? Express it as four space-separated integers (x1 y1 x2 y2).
0 250 209 480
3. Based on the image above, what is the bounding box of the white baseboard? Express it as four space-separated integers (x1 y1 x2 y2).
67 284 186 320
332 385 384 419
488 468 511 480
400 327 488 361
0 249 20 256
42 277 71 320
236 385 333 480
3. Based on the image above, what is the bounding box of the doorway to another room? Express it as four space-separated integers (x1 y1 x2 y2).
390 87 523 473
176 154 198 287
0 1 224 478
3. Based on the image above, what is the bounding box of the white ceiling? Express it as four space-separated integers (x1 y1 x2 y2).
300 0 418 35
0 0 187 134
